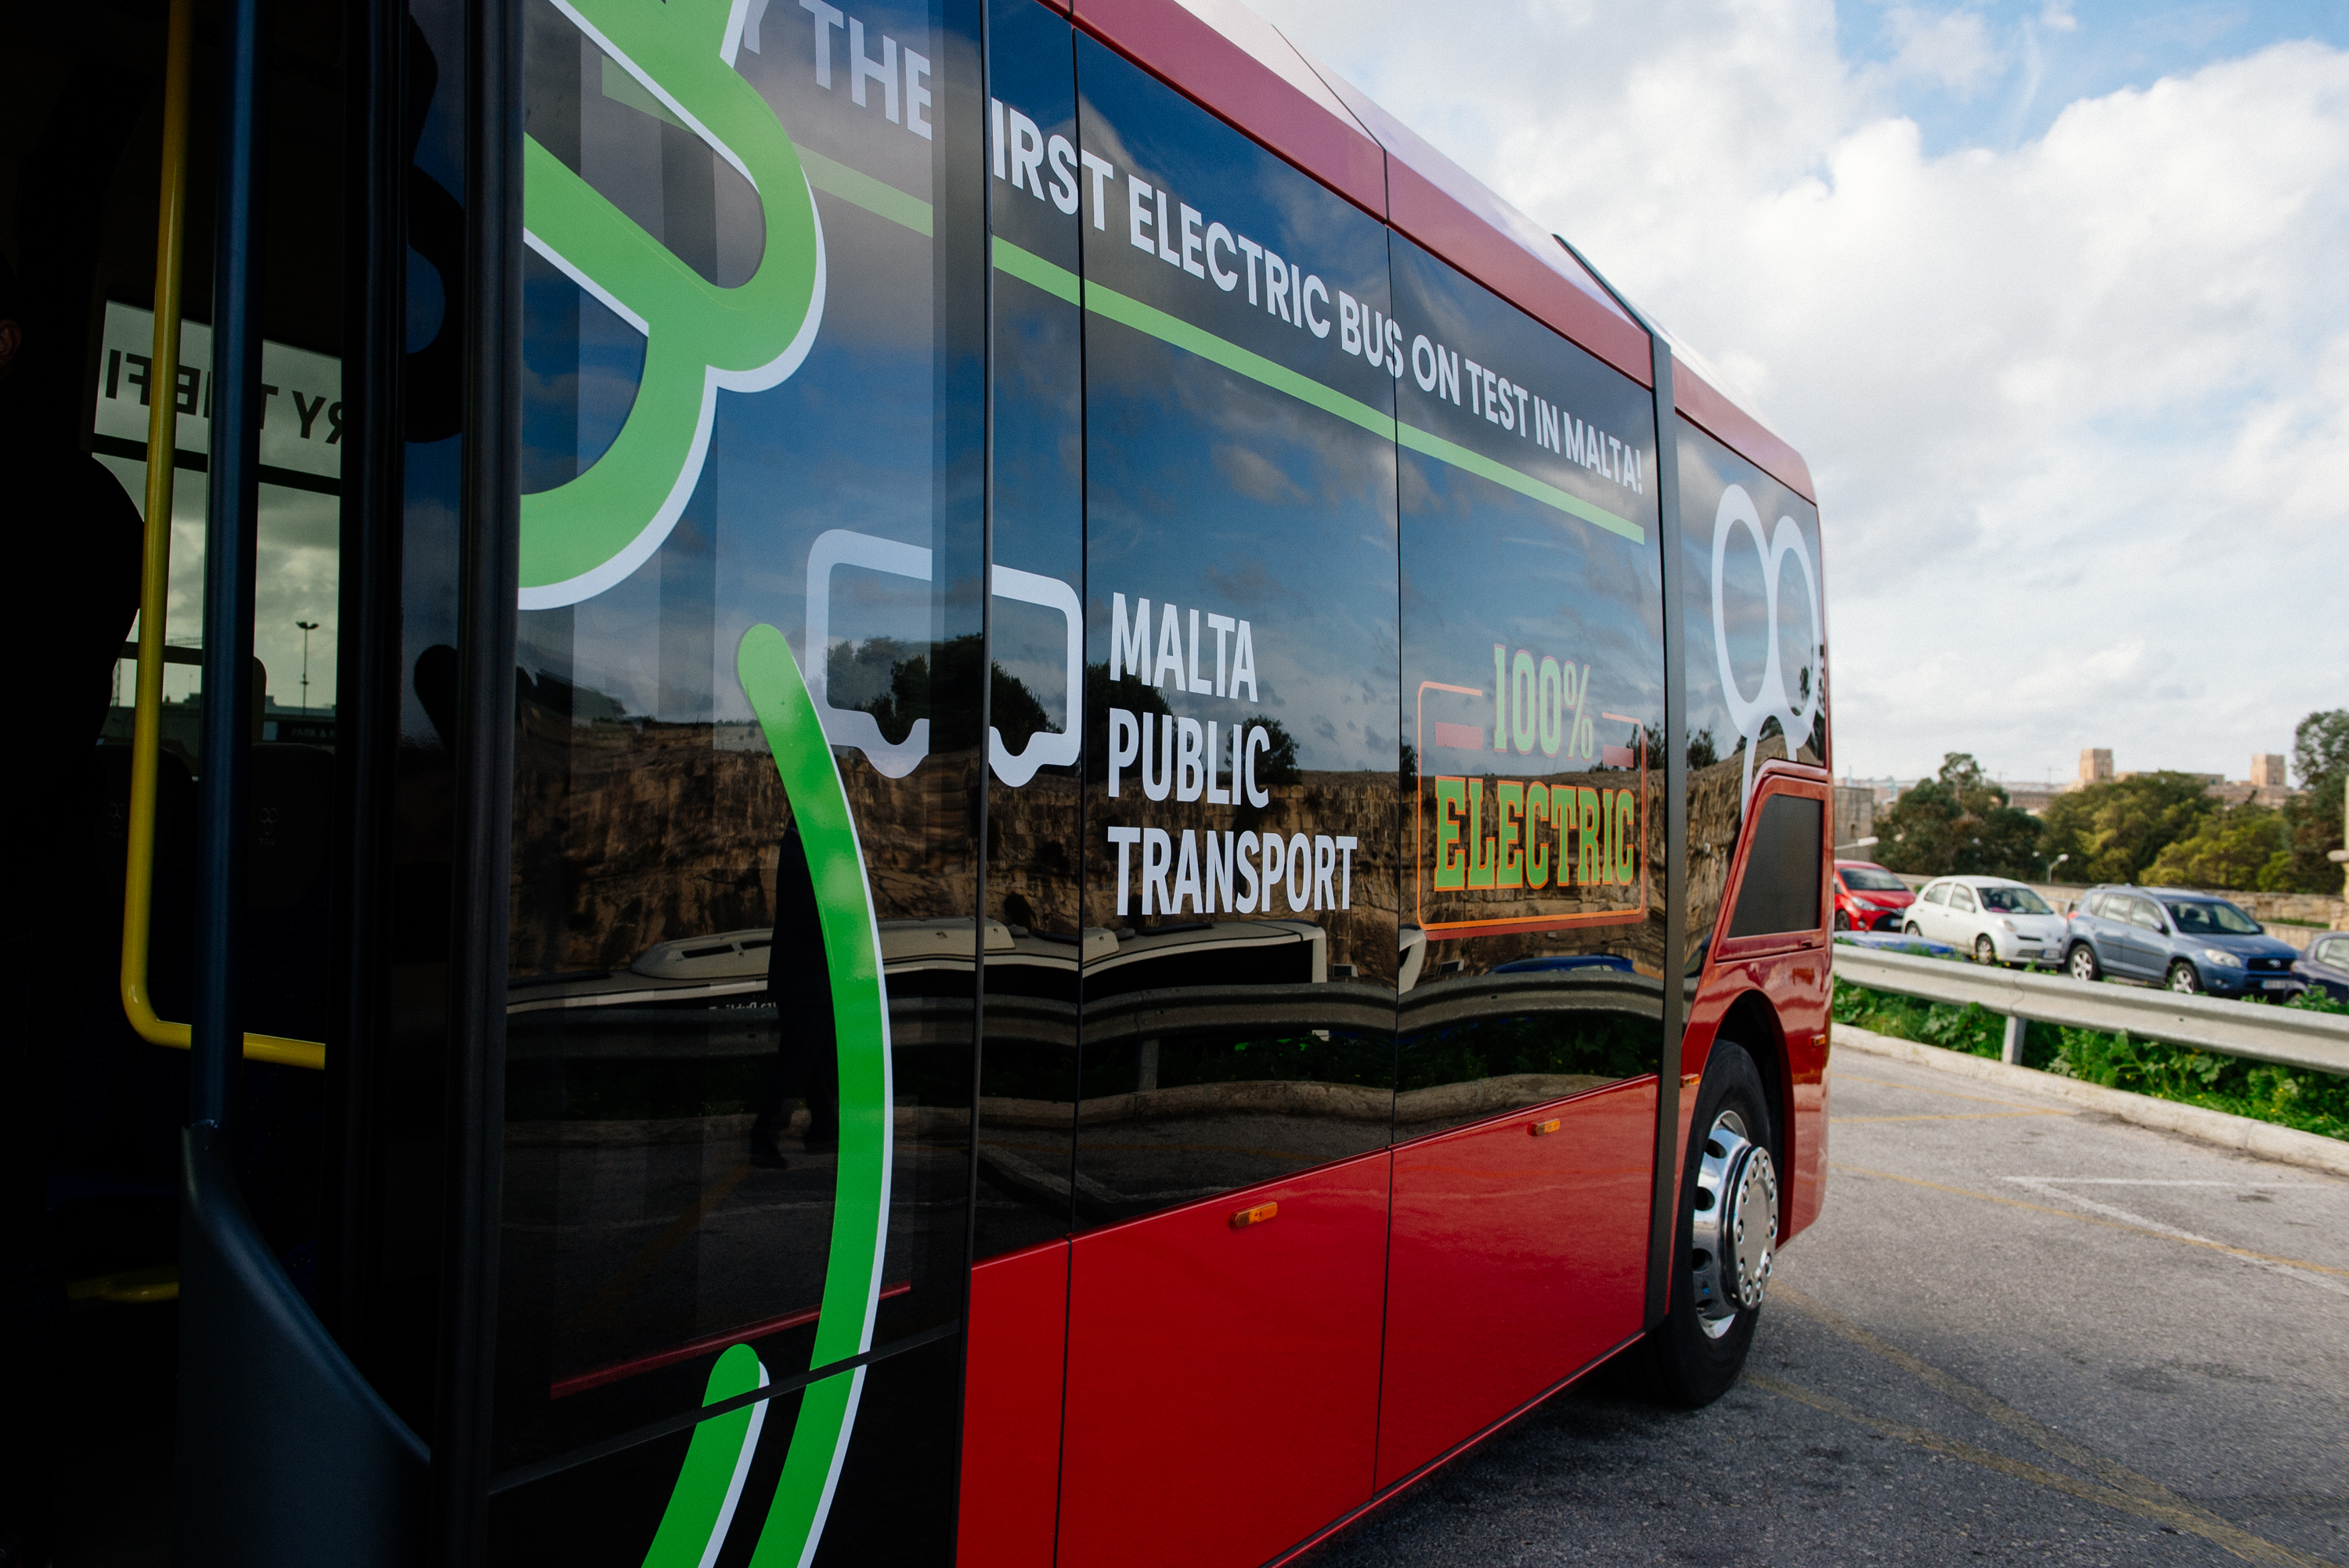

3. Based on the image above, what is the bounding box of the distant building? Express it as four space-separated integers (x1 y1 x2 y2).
2078 748 2113 788
1833 786 1876 856
2206 755 2298 809
2004 783 2057 815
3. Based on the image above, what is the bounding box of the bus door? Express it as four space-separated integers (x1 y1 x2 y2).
1377 238 1667 1491
481 0 989 1561
1033 31 1403 1568
0 0 422 1560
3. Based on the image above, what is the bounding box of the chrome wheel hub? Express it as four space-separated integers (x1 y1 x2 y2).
1688 1108 1778 1339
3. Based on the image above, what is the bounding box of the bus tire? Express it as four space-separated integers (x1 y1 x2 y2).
1646 1042 1778 1408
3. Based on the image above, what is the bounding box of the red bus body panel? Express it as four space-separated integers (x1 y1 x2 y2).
1070 0 1387 218
959 1240 1073 1568
1677 766 1835 1245
1669 356 1817 503
958 9 1833 1564
1376 1077 1655 1490
1304 65 1654 389
1055 1153 1391 1568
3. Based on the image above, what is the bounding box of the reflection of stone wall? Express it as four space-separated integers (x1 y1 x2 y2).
508 710 987 976
505 712 1830 982
510 716 786 976
1687 755 1744 950
987 771 1084 937
1077 770 1405 986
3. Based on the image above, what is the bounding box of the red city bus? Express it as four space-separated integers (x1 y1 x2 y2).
0 0 1829 1563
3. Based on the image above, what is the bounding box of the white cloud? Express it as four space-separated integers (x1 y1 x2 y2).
1253 0 2349 783
1867 5 2005 98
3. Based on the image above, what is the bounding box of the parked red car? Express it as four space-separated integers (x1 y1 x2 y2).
1835 860 1916 931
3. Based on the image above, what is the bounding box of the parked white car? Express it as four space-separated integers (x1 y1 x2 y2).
1901 876 2068 967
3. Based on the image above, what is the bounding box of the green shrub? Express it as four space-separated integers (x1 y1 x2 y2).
1831 978 2349 1141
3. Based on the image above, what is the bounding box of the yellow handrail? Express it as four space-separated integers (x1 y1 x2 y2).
121 0 325 1076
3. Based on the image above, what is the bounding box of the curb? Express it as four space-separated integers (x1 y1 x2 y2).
1831 1022 2349 1181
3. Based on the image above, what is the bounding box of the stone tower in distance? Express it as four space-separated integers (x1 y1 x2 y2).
2078 748 2113 788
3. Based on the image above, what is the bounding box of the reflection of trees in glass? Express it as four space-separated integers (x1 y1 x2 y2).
1082 658 1171 784
1239 715 1301 789
1077 663 1304 795
828 633 1051 752
1687 726 1719 770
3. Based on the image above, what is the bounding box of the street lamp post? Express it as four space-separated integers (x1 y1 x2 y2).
296 619 319 709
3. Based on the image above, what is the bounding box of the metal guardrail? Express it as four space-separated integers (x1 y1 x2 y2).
1832 944 2349 1076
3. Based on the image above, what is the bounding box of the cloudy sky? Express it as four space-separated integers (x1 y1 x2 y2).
1250 0 2349 788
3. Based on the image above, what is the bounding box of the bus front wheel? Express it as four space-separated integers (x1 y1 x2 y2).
1647 1042 1778 1408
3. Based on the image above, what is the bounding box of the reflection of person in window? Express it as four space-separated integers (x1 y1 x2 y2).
752 818 840 1169
0 252 145 1568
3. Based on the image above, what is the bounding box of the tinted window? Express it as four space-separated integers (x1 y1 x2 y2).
1071 37 1399 1220
972 0 1086 1263
1979 885 2051 914
2127 899 2164 931
1839 864 1906 892
1676 420 1825 957
495 0 983 1548
1390 235 1665 1134
1724 794 1822 938
2168 900 2259 935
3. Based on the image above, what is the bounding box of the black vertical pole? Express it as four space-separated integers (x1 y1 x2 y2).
953 3 998 1558
326 0 410 1360
1643 331 1687 1327
176 3 432 1562
189 0 269 1136
430 0 521 1554
1555 237 1687 1327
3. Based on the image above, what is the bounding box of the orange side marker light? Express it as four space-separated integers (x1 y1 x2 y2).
1230 1202 1278 1229
1528 1118 1561 1137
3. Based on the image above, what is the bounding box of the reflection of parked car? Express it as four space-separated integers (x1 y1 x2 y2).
1833 860 1914 931
1900 876 2066 966
2293 931 2349 1003
2063 886 2307 997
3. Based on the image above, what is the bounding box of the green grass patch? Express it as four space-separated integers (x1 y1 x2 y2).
1832 979 2349 1142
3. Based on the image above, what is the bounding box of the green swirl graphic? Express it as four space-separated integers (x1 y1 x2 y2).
633 628 889 1568
520 0 825 608
733 625 893 1567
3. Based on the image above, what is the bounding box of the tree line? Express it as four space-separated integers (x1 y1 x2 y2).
1871 709 2347 893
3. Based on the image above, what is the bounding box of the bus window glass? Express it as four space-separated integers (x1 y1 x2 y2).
1070 35 1400 1225
1389 235 1666 1132
973 0 1084 1264
1676 416 1828 969
493 0 982 1556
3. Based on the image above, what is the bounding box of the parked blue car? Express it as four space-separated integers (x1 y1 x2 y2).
2062 885 2306 998
2295 931 2349 1004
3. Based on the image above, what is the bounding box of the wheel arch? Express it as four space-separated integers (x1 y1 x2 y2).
1714 987 1790 1178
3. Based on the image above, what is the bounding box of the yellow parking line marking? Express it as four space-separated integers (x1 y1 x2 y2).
1747 1369 2327 1567
1833 1164 2349 1281
1835 1072 2060 1112
1832 1110 2071 1123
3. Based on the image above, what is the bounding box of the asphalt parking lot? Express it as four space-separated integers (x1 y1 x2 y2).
1304 1047 2349 1567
